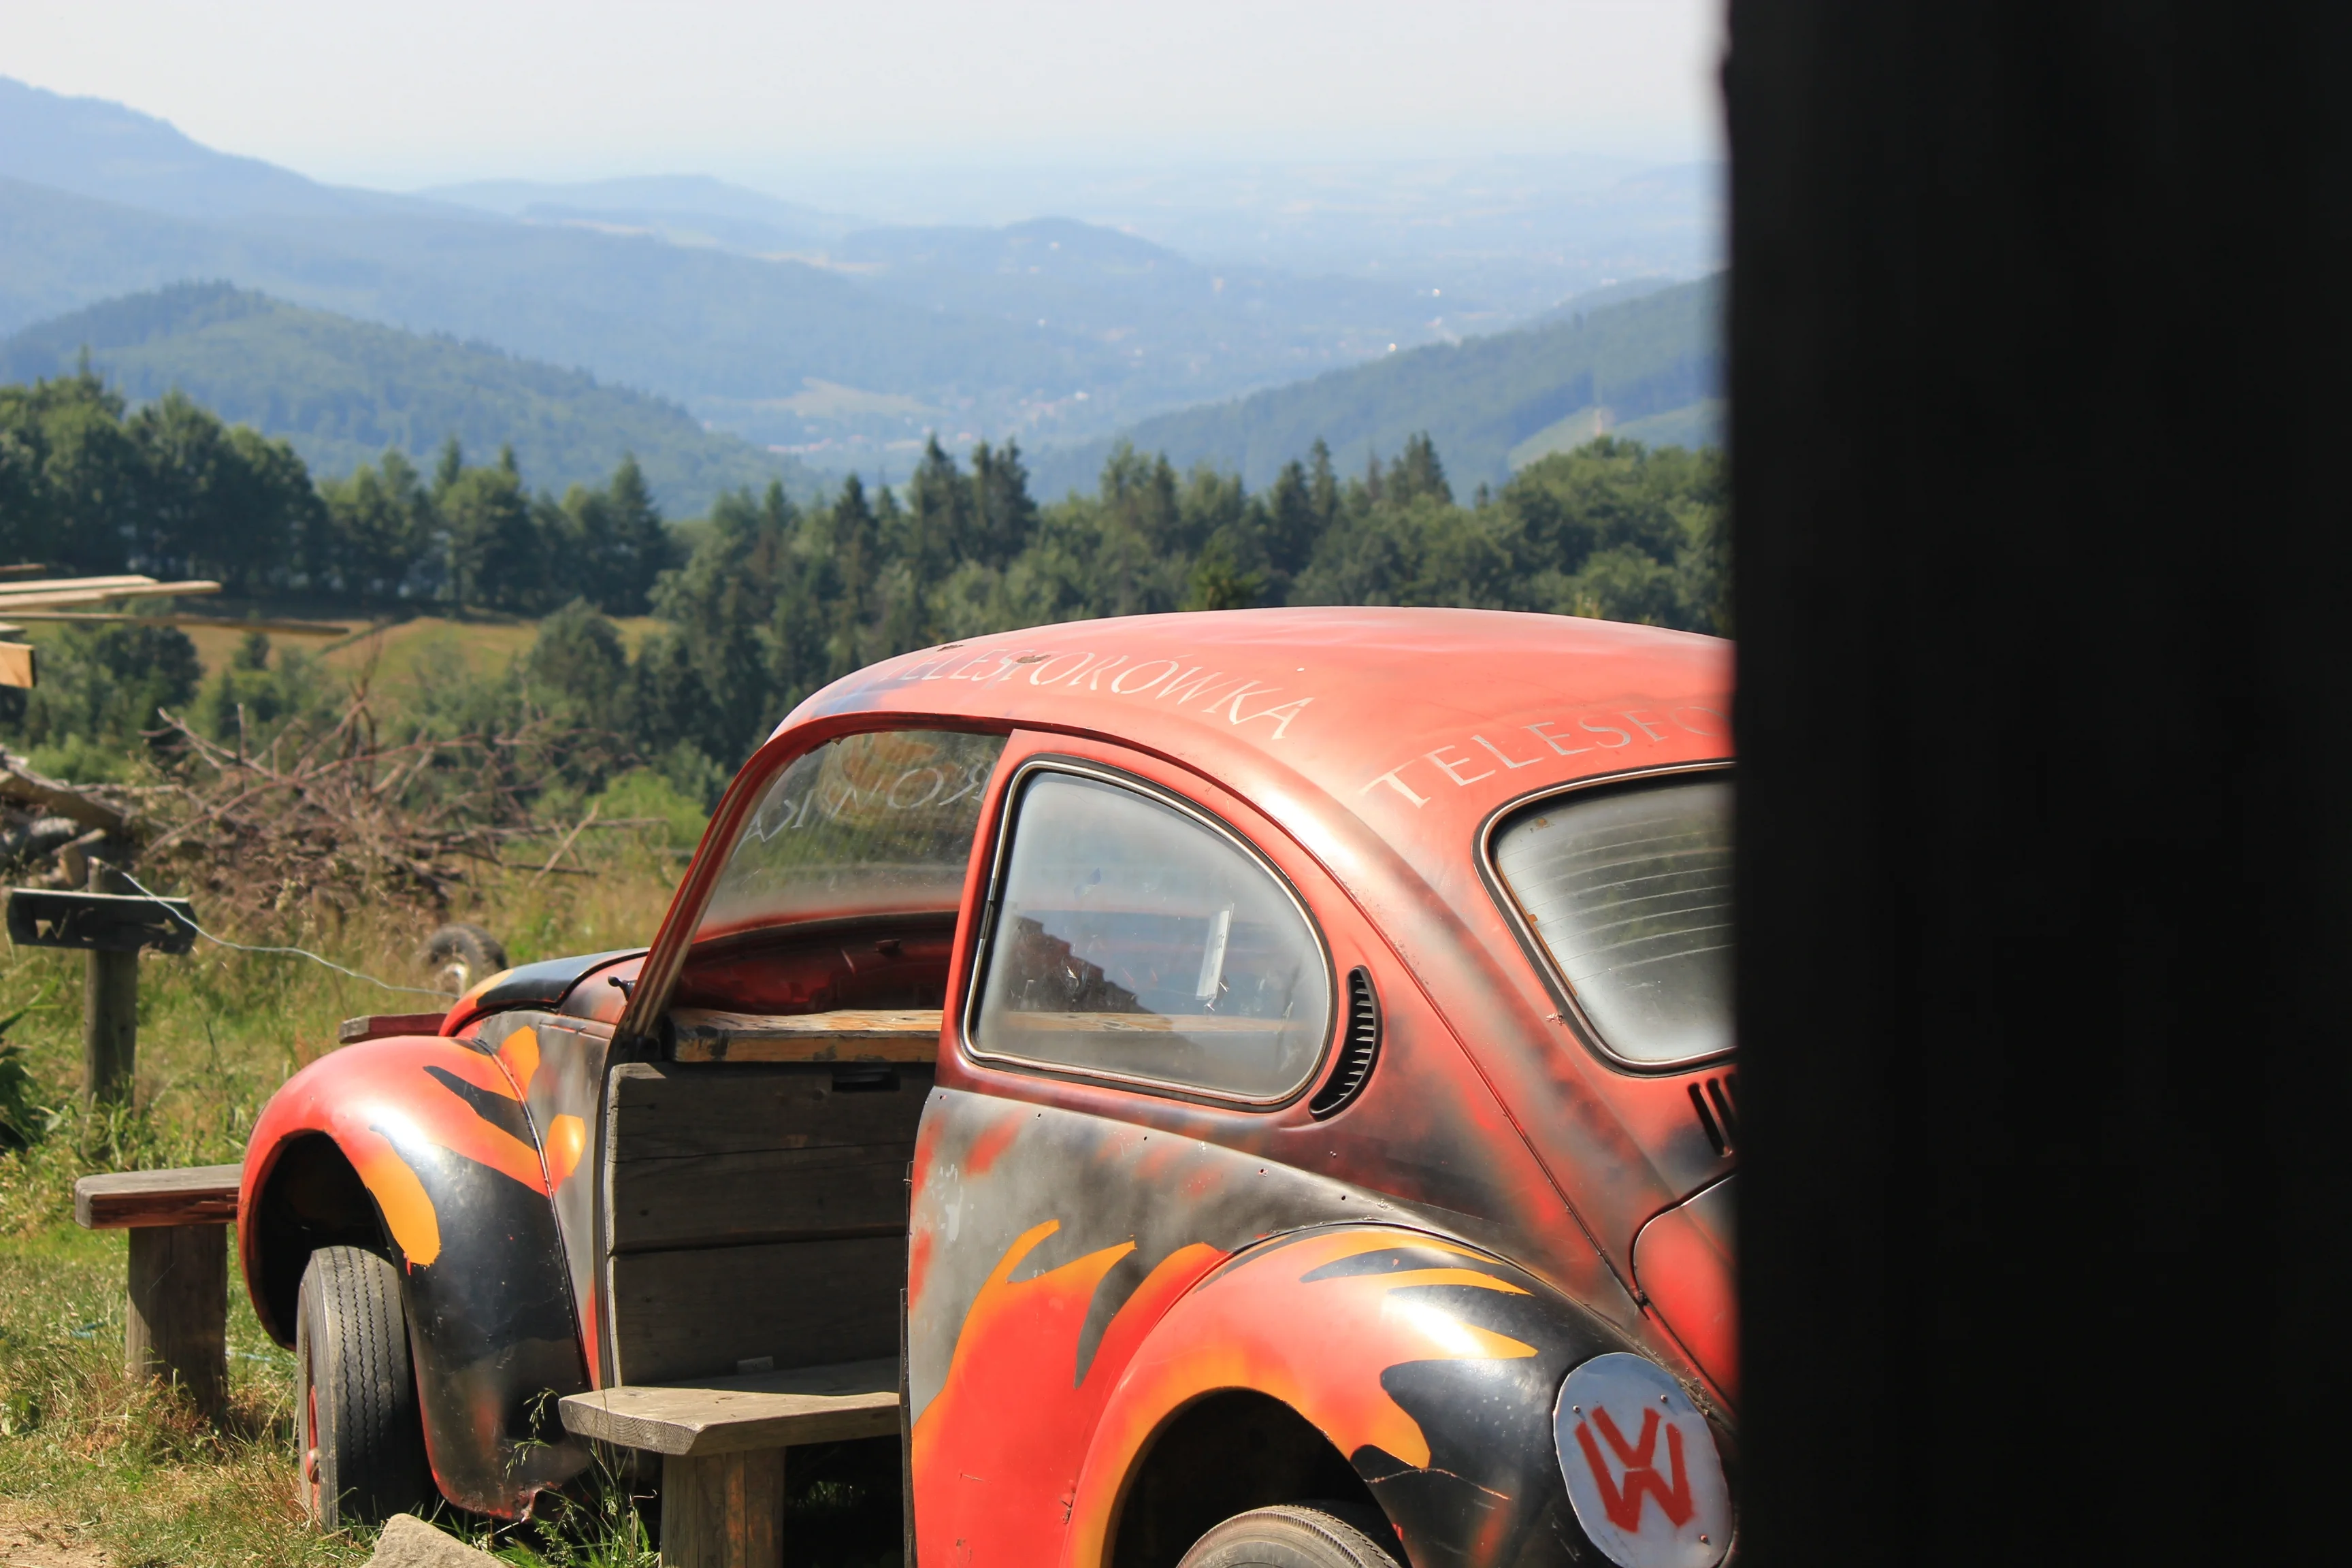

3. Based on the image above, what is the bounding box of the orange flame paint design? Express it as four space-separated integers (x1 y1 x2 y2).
914 1224 1535 1568
1062 1229 1535 1568
350 1142 442 1267
543 1115 587 1186
913 1223 1227 1568
495 1028 540 1096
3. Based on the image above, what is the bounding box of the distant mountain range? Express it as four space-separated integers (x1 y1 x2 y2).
423 175 866 252
0 78 1505 453
1026 276 1721 497
0 74 1720 508
0 283 823 514
0 74 438 222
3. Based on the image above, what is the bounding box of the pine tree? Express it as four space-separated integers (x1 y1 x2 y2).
433 436 463 497
968 440 1039 568
1389 433 1453 506
578 455 674 615
442 462 540 610
1307 438 1341 535
1265 459 1322 580
904 436 966 581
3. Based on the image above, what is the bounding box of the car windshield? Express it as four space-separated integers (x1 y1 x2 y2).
1489 775 1732 1066
695 729 1008 941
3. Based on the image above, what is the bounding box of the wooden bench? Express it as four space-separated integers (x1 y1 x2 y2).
560 1358 904 1568
73 1163 242 1420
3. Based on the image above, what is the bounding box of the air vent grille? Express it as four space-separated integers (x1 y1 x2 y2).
1309 968 1382 1117
1688 1072 1740 1156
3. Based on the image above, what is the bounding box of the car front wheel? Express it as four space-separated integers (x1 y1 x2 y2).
295 1245 434 1526
1176 1504 1406 1568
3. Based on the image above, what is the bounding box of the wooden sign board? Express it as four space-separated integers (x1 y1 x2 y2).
5 888 199 955
0 642 31 690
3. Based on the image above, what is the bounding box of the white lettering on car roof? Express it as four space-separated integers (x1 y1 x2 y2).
887 644 1318 740
1360 705 1728 808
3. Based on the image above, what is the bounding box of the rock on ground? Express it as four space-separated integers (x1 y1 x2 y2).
367 1514 503 1568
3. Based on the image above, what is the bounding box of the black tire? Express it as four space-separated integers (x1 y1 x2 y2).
295 1245 433 1527
419 922 507 996
1177 1504 1406 1568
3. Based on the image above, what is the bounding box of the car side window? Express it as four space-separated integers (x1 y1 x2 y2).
967 768 1331 1102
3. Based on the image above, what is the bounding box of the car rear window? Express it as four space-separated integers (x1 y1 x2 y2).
696 728 1008 940
968 770 1330 1102
1490 775 1732 1066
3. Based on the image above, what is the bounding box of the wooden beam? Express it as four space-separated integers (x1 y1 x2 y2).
0 575 163 597
0 642 31 690
0 581 221 611
664 1005 1303 1064
0 611 351 636
74 1164 243 1228
7 888 201 956
670 1007 941 1064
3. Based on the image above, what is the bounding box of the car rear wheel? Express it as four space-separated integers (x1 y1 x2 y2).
1176 1503 1405 1568
295 1245 433 1526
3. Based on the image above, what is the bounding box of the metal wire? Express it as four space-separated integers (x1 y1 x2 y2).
91 858 457 1001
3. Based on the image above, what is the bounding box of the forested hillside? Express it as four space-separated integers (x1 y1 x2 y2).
2 375 1723 796
620 431 1726 774
0 368 676 609
1029 276 1720 495
0 284 822 514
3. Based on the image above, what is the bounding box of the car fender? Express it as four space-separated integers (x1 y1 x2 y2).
240 1030 590 1518
1065 1224 1654 1568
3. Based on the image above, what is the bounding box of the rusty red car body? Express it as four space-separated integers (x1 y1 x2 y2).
239 606 1738 1568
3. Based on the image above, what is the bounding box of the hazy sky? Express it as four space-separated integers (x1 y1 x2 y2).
7 0 1722 189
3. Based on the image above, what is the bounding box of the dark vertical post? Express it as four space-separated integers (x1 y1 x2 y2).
662 1448 785 1568
1729 3 2351 1564
82 858 137 1108
900 1284 916 1568
125 1222 227 1420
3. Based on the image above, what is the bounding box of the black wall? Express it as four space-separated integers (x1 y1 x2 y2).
1730 4 2351 1563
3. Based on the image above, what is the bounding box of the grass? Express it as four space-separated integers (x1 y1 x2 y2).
174 613 667 689
0 835 685 1567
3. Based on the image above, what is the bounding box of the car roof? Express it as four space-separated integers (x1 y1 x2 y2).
786 606 1732 888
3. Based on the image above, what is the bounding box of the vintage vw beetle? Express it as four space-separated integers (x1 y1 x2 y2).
239 606 1737 1568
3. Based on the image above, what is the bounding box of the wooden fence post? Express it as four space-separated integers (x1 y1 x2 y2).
83 860 140 1109
4 872 195 1109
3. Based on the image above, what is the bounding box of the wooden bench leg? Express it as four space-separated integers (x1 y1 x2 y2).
125 1223 226 1421
662 1449 783 1568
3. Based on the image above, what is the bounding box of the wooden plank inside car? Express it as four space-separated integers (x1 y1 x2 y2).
669 1007 941 1063
666 1006 1288 1063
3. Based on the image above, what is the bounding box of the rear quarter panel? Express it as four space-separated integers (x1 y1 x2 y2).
240 1025 592 1516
